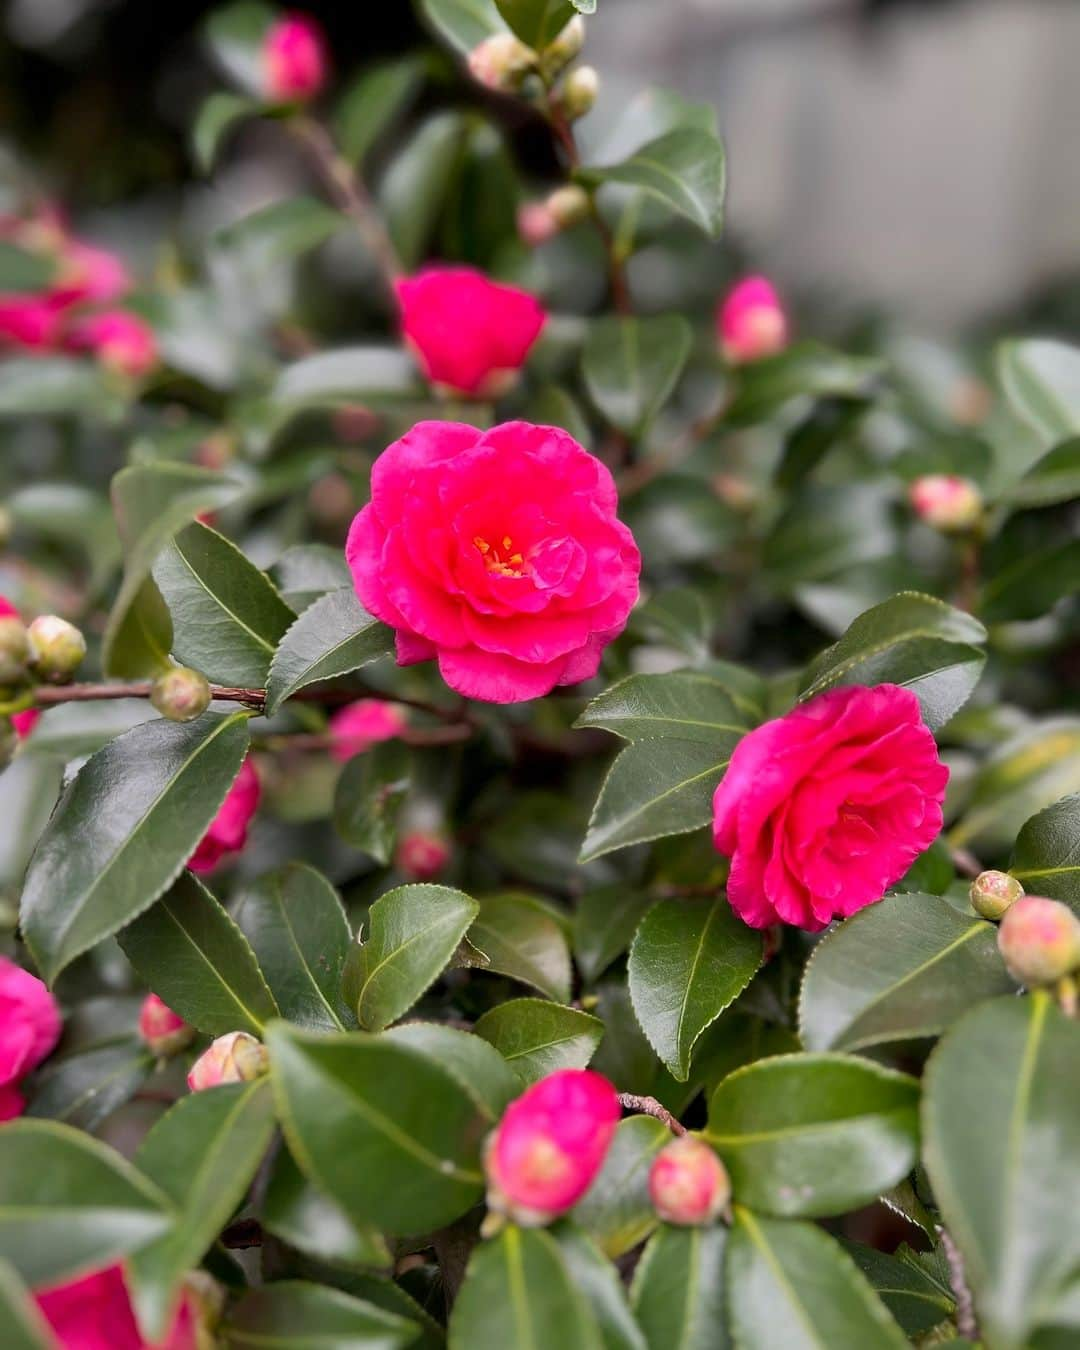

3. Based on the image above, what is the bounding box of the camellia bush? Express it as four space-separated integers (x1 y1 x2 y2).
1 0 1080 1346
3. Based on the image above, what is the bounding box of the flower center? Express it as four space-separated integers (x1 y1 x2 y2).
474 534 528 577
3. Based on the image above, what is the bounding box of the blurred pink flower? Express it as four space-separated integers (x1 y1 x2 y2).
34 1263 197 1349
0 956 61 1122
717 275 788 363
263 13 329 102
188 758 260 874
66 310 157 377
329 699 407 762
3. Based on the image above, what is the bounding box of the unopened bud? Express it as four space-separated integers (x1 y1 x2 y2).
152 667 212 723
187 1030 268 1092
138 993 195 1058
998 895 1080 987
648 1135 730 1226
718 276 789 364
908 474 982 533
483 1069 619 1227
542 16 585 77
26 615 86 683
262 14 329 103
0 616 29 684
558 65 598 119
970 870 1024 921
396 829 452 882
517 202 560 249
467 33 536 93
546 184 590 229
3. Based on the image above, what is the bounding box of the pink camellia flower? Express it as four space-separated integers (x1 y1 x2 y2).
66 311 158 378
187 1031 268 1092
484 1069 620 1226
53 239 130 308
0 597 39 738
187 758 260 874
346 420 640 703
0 956 62 1122
396 829 451 882
908 474 982 533
712 684 948 931
648 1136 730 1226
329 699 407 763
717 275 788 364
138 994 194 1058
262 13 328 102
395 268 546 398
34 1263 197 1350
0 294 71 351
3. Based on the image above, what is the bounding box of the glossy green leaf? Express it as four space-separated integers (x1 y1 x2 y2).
573 1116 669 1259
354 884 479 1031
629 588 715 667
226 1280 421 1350
1005 437 1080 509
8 482 121 593
495 0 575 47
576 672 751 746
268 1023 486 1235
922 993 1080 1350
579 129 726 239
727 1209 908 1350
580 737 739 862
631 1224 728 1350
265 587 394 714
130 1081 277 1336
980 537 1080 623
26 1042 153 1133
333 740 412 865
999 339 1080 445
120 870 279 1036
468 893 572 1002
384 1022 519 1124
707 1053 919 1217
106 576 174 680
724 342 883 425
1010 793 1080 913
0 1261 54 1350
843 1242 954 1338
474 998 603 1085
381 113 469 268
215 196 346 267
22 711 251 984
233 863 353 1031
271 543 352 612
800 592 986 732
337 57 425 165
268 348 422 438
418 0 506 54
573 886 657 985
0 357 115 420
628 898 762 1081
449 1225 603 1350
264 1145 391 1270
191 91 259 172
553 1224 647 1350
0 755 63 892
0 1121 172 1287
18 701 153 762
582 316 693 435
153 520 294 686
798 891 1013 1053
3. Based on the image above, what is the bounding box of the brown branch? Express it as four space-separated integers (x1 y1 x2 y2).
618 1092 687 1136
937 1225 978 1340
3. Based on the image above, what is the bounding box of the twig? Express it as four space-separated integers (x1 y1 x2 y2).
618 1092 687 1136
937 1225 978 1340
255 723 473 752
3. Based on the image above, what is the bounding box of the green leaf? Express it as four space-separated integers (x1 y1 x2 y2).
417 0 506 54
573 1116 669 1259
582 315 693 435
355 884 479 1031
553 1224 647 1350
576 672 752 745
707 1054 919 1217
798 891 1014 1053
474 998 604 1085
233 863 354 1031
580 737 740 862
1010 793 1080 913
263 1146 392 1269
337 57 425 166
226 1281 421 1350
104 462 244 677
723 342 883 426
469 893 572 1002
215 196 346 268
106 577 174 680
579 129 726 239
922 993 1080 1350
1005 437 1080 509
381 113 469 269
204 0 274 97
843 1241 955 1339
0 755 62 893
191 91 259 172
18 701 153 762
265 587 394 714
384 1022 519 1124
268 1023 486 1235
0 1120 172 1287
271 543 352 612
119 871 278 1036
333 741 412 865
21 712 252 984
0 241 56 292
573 886 656 985
727 1209 909 1350
130 1081 277 1337
495 0 575 46
268 347 422 438
980 537 1080 623
998 338 1080 445
629 587 715 668
0 357 115 420
631 1224 728 1350
0 1262 52 1350
800 591 986 732
449 1226 603 1350
26 1042 153 1133
8 483 121 595
153 521 295 686
628 898 762 1081
623 478 738 568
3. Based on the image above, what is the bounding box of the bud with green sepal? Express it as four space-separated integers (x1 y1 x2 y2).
997 895 1080 987
0 615 29 685
187 1031 269 1092
26 615 86 683
540 15 585 81
467 33 537 94
151 666 212 723
557 65 598 120
970 869 1024 921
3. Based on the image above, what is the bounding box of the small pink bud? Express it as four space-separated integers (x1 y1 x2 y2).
517 202 560 249
970 869 1024 921
484 1068 620 1226
718 276 789 364
263 13 329 103
138 993 194 1058
998 895 1080 987
67 310 157 378
187 1031 269 1092
648 1136 730 1226
329 699 408 763
467 33 536 93
908 474 982 533
396 829 451 881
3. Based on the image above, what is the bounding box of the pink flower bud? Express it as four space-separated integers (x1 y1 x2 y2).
67 310 158 378
187 1031 269 1092
138 993 194 1058
395 829 451 882
517 202 560 249
188 757 260 874
970 869 1024 922
717 276 789 364
263 13 329 103
998 896 1080 987
0 956 61 1113
908 474 982 533
484 1068 619 1226
467 33 536 92
648 1136 730 1226
329 699 408 763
